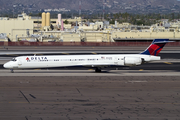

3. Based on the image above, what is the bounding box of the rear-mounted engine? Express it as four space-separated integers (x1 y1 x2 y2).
124 57 142 66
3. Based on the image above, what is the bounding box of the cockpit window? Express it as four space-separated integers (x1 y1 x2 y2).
11 58 17 61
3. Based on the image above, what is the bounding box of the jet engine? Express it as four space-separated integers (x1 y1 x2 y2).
124 57 142 66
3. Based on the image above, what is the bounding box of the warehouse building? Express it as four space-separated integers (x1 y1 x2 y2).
0 12 33 41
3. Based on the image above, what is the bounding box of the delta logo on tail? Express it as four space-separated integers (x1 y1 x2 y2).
141 39 173 56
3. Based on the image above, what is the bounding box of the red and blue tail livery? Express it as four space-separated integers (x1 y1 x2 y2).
141 39 171 56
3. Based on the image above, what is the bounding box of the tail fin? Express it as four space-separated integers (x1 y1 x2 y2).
141 39 171 56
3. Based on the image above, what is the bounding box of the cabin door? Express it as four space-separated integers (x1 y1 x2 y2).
114 57 118 65
18 59 22 66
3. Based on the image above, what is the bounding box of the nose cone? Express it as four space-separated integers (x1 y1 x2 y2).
3 63 11 69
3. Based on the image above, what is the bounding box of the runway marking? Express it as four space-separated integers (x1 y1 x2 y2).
91 52 97 54
88 69 94 71
62 52 69 55
164 62 172 65
139 69 144 71
34 69 41 70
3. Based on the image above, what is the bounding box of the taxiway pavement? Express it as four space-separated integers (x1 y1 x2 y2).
0 69 180 76
1 46 180 120
0 75 180 120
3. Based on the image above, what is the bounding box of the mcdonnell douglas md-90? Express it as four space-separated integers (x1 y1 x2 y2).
3 39 172 73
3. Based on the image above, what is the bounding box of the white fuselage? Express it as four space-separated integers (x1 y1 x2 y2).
3 54 160 69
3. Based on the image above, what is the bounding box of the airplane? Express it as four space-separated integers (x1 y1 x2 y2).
3 39 172 73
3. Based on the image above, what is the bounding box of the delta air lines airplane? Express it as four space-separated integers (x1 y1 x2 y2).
3 39 172 73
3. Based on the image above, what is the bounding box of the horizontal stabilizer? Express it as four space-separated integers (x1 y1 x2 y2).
153 41 174 44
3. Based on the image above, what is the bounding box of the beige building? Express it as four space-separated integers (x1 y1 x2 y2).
112 31 180 39
1 12 180 42
0 20 33 41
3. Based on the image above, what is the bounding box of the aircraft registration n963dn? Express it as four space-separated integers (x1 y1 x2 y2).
3 39 172 73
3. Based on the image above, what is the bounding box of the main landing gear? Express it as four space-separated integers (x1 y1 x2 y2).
95 68 101 73
10 69 14 73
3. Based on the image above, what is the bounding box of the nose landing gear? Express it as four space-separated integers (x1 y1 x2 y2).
10 69 14 73
95 68 101 73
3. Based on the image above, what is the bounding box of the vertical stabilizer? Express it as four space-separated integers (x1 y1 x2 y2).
141 39 170 56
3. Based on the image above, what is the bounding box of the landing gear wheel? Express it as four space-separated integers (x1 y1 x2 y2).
10 69 14 73
95 68 101 73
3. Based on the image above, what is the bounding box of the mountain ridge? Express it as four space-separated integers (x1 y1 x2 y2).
0 0 180 13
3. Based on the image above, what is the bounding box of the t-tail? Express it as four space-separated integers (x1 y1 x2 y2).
141 39 172 56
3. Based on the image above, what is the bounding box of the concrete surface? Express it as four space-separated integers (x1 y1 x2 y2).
0 75 180 120
1 46 180 120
